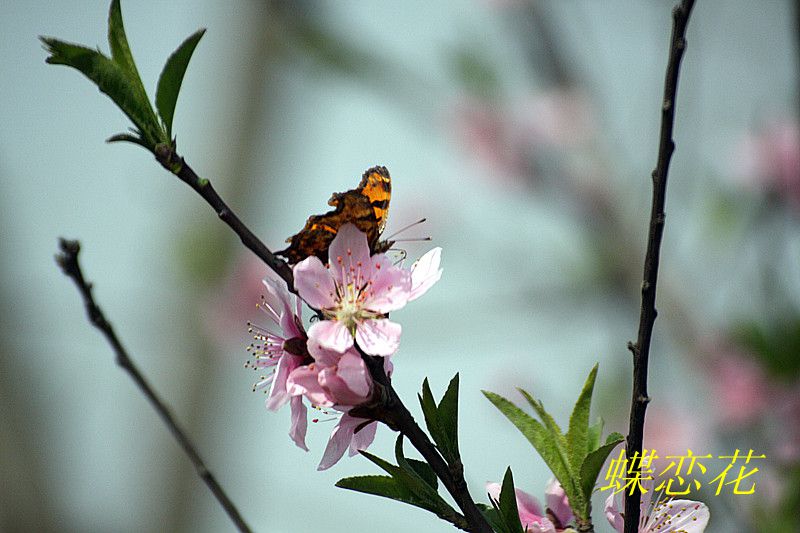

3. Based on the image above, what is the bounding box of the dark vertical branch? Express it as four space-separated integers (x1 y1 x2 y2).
55 239 253 533
624 2 696 533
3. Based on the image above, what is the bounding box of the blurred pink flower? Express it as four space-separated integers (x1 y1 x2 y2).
605 479 709 532
287 338 393 470
705 343 770 428
735 119 800 208
451 90 596 181
207 254 267 345
294 223 441 356
486 479 573 532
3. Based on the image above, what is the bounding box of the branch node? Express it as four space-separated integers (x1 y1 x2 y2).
626 341 639 356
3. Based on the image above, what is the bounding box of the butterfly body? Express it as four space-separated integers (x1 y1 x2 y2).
277 166 393 264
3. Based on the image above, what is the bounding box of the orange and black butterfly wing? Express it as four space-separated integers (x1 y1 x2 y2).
276 166 392 264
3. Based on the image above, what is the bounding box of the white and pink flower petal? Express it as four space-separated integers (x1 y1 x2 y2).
265 354 301 411
308 319 354 354
289 396 309 452
355 318 401 357
409 247 443 302
317 413 362 471
328 223 372 277
286 365 333 407
645 499 709 533
544 478 572 527
349 418 377 456
333 350 372 400
293 256 337 310
364 254 412 313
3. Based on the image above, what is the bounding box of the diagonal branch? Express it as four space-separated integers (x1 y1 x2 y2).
354 352 491 533
624 2 696 532
55 239 253 533
154 144 295 292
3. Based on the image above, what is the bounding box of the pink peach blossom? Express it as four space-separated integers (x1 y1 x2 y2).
605 479 709 532
287 338 392 470
294 223 441 356
245 273 311 450
486 481 555 533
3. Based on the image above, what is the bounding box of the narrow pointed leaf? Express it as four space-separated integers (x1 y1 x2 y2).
393 436 442 498
106 0 163 144
336 474 412 501
579 434 624 502
361 445 456 521
406 459 438 489
587 418 604 452
418 379 443 451
156 28 205 139
484 390 585 513
483 391 571 490
566 364 598 471
108 0 139 77
337 475 453 518
477 503 508 533
106 132 149 148
437 373 460 462
517 389 582 505
498 468 525 533
41 38 162 149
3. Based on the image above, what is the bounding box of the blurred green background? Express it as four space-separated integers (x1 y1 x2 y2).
2 1 799 532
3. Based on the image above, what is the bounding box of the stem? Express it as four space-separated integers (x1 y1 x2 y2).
55 239 253 533
154 144 295 292
357 355 492 533
624 2 695 532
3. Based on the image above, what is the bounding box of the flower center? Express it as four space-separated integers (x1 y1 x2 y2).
324 256 380 330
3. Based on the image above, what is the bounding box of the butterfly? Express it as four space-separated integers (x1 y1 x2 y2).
277 166 393 264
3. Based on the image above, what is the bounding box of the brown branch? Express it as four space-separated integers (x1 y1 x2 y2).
55 239 253 533
154 144 295 291
624 2 696 532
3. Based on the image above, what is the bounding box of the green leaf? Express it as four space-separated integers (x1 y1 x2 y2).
41 38 161 149
358 442 457 522
418 379 443 450
336 475 432 512
106 132 150 149
497 468 525 533
437 373 460 462
418 375 461 464
566 364 598 471
483 391 571 489
518 389 582 506
406 459 438 489
587 417 604 452
579 434 624 502
108 0 140 78
476 503 508 533
156 28 205 139
106 0 163 144
394 436 438 491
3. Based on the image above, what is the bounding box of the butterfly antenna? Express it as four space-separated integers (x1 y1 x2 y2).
385 217 427 241
391 236 432 243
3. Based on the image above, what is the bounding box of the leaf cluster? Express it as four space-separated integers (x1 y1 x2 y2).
41 0 203 151
483 364 624 526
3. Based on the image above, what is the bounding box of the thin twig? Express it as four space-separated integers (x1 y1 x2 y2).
624 2 696 532
355 353 492 533
154 144 295 292
55 239 253 533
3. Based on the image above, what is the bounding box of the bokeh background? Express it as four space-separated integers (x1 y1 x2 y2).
2 1 799 532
